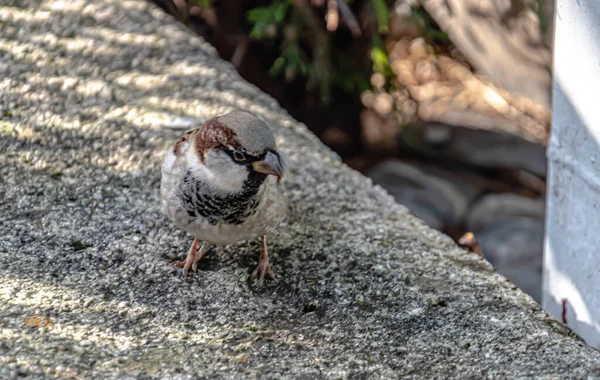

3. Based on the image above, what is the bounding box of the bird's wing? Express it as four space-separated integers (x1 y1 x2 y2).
173 128 199 156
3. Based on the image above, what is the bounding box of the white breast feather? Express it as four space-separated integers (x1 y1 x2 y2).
160 134 287 246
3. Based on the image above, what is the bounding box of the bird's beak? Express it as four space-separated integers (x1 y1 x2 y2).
252 150 286 181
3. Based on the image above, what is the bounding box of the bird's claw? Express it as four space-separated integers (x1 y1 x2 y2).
172 258 202 279
252 262 274 287
172 260 193 278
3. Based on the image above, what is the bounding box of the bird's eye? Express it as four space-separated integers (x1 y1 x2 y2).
232 151 246 162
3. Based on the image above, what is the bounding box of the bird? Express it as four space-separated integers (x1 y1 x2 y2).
160 110 288 286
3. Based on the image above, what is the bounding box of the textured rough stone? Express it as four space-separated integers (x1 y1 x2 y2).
1 0 599 379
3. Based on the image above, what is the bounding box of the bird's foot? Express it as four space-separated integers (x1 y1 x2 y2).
172 238 205 279
172 256 193 278
252 260 274 288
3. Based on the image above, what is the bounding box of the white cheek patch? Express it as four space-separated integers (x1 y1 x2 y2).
184 146 207 174
195 149 249 194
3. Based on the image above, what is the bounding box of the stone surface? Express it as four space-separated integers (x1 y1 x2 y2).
370 167 546 302
1 0 600 378
368 160 478 230
499 267 543 305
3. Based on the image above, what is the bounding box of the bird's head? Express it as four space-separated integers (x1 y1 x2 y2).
191 110 287 193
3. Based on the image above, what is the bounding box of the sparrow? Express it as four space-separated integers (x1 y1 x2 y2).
160 110 288 286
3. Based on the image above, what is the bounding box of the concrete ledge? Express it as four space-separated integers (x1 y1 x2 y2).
1 0 599 378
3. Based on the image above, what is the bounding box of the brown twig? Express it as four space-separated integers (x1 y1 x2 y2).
326 0 339 31
152 0 187 24
172 0 189 25
231 37 249 69
337 0 361 36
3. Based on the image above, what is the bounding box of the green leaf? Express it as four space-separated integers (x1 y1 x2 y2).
407 7 449 43
297 59 309 75
249 23 267 39
428 29 449 42
273 1 290 23
370 36 391 76
247 8 271 24
268 42 310 79
246 1 291 41
373 0 389 34
195 0 211 9
331 53 370 95
269 57 286 77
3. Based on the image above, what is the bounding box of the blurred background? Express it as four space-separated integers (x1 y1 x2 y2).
151 0 553 302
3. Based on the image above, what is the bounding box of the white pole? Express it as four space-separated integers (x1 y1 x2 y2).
544 0 600 348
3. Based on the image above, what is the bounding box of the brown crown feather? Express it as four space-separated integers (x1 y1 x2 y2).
195 119 241 159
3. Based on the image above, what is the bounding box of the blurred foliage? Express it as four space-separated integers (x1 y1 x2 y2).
372 0 389 34
269 41 310 78
406 8 448 44
370 35 391 79
332 53 370 95
194 0 211 8
247 0 291 39
245 0 410 106
241 0 459 106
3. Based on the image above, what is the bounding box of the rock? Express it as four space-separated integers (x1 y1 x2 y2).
476 217 545 302
477 217 545 271
467 193 545 232
1 0 599 378
368 159 479 230
416 123 547 177
368 160 546 303
467 194 545 302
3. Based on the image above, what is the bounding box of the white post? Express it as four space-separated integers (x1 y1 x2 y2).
544 0 600 348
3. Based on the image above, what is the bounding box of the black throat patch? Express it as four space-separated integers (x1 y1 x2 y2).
180 169 267 225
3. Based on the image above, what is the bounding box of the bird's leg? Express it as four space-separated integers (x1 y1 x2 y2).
172 238 206 278
191 243 208 273
252 235 275 287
